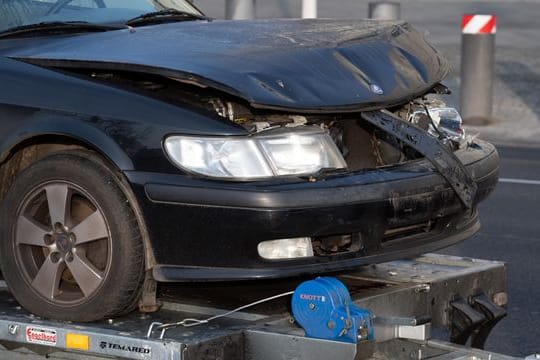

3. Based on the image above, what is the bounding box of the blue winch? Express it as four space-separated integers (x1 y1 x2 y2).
291 277 374 344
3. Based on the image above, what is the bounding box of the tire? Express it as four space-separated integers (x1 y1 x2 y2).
0 150 144 322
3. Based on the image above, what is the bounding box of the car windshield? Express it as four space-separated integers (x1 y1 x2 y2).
0 0 204 33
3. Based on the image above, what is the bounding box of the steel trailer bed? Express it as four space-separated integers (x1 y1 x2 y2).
0 254 519 359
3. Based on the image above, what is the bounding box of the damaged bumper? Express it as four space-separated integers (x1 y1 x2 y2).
125 138 498 281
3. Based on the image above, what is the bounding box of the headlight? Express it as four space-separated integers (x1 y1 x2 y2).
164 127 347 179
409 107 464 142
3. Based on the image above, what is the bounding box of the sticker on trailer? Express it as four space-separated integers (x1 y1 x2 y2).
25 326 57 346
99 341 152 356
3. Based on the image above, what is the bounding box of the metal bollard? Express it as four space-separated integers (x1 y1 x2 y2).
460 14 496 124
275 0 297 18
225 0 255 20
302 0 317 19
368 2 400 20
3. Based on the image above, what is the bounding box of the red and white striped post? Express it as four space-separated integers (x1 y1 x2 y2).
460 14 497 124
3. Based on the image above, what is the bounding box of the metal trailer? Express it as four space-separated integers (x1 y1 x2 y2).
0 254 519 360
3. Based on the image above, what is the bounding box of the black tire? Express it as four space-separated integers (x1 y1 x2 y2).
0 151 144 322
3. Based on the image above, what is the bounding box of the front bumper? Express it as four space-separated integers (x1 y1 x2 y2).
125 139 498 281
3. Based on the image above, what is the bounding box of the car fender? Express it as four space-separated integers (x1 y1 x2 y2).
0 56 247 171
0 112 135 171
0 56 245 136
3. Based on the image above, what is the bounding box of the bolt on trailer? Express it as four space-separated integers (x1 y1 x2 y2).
0 254 520 360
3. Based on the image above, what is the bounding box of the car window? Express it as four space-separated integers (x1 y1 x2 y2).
0 0 203 32
36 0 99 7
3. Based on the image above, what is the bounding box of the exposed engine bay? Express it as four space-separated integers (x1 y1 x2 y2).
81 69 467 173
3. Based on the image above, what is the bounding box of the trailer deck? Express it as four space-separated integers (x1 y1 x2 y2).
0 254 519 359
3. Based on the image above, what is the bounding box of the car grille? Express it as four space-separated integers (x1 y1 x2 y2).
312 219 438 257
382 220 434 243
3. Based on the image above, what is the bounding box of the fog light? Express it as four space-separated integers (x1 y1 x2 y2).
258 237 314 260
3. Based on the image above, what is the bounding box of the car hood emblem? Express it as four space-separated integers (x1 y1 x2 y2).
370 84 384 95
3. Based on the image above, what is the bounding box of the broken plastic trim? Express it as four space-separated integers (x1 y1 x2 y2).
361 111 477 209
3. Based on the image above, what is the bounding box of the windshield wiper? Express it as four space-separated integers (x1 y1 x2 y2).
126 9 209 27
0 21 127 39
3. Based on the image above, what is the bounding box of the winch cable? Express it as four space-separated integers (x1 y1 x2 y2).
147 290 294 339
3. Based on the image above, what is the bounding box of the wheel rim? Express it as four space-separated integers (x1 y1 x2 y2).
14 181 112 305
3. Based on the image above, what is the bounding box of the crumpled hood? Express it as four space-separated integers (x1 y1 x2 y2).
5 19 449 111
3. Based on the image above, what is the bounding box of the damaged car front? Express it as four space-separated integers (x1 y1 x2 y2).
0 0 498 322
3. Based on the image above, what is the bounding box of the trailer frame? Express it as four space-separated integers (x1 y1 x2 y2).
0 254 519 360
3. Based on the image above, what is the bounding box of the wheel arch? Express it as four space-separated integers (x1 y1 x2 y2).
0 134 156 270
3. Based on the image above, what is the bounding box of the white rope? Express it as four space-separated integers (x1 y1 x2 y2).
148 290 295 338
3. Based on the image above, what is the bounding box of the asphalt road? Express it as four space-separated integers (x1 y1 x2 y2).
443 144 540 357
195 0 540 49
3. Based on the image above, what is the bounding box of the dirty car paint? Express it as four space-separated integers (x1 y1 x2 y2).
3 19 448 112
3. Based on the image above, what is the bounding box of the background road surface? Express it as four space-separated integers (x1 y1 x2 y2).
444 145 540 356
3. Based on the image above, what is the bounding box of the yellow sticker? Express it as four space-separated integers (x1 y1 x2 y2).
65 333 90 351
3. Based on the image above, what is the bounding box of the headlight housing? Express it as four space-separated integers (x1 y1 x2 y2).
409 107 465 142
164 127 347 179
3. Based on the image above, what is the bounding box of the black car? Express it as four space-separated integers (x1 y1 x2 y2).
0 0 498 322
